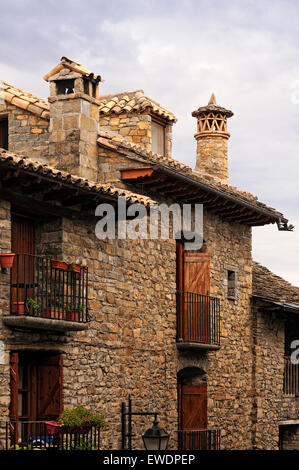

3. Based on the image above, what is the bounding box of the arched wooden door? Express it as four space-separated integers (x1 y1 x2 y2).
178 383 208 450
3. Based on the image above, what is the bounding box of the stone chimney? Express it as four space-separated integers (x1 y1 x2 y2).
44 57 103 181
192 94 233 183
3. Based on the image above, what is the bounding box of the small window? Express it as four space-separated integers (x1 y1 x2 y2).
227 270 236 299
151 120 165 155
0 118 8 150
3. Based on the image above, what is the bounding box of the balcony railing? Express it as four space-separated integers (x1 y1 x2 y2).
10 254 89 323
177 291 220 347
4 421 101 450
177 429 220 450
283 357 299 396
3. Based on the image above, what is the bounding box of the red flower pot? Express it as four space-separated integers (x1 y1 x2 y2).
46 421 61 436
51 260 68 271
13 301 25 315
0 253 15 269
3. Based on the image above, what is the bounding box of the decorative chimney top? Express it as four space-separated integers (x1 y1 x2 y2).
192 94 234 182
44 56 103 99
192 93 233 119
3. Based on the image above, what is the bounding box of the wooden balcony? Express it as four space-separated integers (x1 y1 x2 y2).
177 429 220 450
3 254 89 332
176 291 220 351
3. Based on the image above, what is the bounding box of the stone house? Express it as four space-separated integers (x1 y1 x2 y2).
0 56 298 450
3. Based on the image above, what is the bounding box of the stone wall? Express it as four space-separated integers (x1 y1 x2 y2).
251 305 299 449
195 135 229 182
0 209 179 450
0 200 11 439
99 111 173 158
179 210 254 449
0 102 49 161
48 94 99 181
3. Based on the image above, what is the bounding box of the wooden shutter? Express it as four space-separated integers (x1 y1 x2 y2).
183 252 210 295
151 121 165 155
37 354 63 420
10 352 18 421
11 215 36 311
11 215 35 255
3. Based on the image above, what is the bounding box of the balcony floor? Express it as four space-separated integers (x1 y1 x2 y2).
3 315 88 332
176 341 220 352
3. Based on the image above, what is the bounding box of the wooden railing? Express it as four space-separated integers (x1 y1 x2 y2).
177 429 220 450
177 291 220 346
10 254 89 323
284 357 299 396
5 420 101 450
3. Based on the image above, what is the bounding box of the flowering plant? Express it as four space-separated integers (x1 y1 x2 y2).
59 405 107 428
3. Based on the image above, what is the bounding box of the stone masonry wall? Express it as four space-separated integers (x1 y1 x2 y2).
0 102 49 160
252 306 299 449
0 200 11 441
48 95 99 181
99 112 173 158
177 210 254 449
196 136 229 182
0 209 179 450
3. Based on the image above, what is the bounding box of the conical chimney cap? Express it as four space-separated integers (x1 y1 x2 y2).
208 93 217 105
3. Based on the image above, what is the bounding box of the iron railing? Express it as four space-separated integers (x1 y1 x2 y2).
4 421 101 450
177 429 220 450
283 357 299 396
177 291 220 346
10 254 89 323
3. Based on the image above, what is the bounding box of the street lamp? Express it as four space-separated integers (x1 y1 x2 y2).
121 396 170 450
142 418 170 450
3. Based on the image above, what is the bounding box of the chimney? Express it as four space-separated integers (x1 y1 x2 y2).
192 94 233 183
44 57 103 181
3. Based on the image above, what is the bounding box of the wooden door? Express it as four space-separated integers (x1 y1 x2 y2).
10 352 63 443
37 355 63 421
178 383 208 450
179 250 211 343
11 215 35 313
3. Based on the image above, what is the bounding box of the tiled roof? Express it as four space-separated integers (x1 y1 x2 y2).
98 89 177 122
44 56 103 82
98 127 189 171
252 262 299 305
97 128 285 219
0 149 156 207
1 81 50 119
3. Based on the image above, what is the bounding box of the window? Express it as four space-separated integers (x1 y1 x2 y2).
0 117 8 150
227 270 236 299
151 119 165 155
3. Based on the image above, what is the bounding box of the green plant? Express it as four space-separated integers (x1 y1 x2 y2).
67 304 83 311
8 444 46 450
26 298 40 312
59 405 107 428
63 437 95 450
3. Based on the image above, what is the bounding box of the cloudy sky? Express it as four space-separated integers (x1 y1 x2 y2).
1 0 298 284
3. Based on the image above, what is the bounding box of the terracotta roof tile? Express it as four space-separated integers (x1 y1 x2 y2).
99 89 177 122
1 81 50 119
97 128 285 219
0 149 156 207
43 56 103 82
